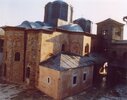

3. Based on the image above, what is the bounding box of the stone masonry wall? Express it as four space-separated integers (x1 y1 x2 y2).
25 30 41 87
40 31 69 61
3 28 25 83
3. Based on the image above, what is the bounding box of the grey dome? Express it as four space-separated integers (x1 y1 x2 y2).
44 0 73 26
52 0 68 5
18 21 53 30
74 18 92 33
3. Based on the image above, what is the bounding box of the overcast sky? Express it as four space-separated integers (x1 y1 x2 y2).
0 0 127 38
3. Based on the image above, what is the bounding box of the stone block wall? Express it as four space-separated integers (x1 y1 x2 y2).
40 31 69 61
3 27 25 83
25 30 42 87
38 65 93 100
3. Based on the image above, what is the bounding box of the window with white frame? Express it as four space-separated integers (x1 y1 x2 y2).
47 77 51 84
72 74 77 86
83 72 87 83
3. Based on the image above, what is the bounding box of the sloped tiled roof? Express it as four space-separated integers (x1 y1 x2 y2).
96 18 124 26
40 53 94 71
40 52 106 71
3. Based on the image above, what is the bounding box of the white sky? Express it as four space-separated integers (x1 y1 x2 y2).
0 0 127 39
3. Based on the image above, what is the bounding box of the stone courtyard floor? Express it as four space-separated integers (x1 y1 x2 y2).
0 80 127 100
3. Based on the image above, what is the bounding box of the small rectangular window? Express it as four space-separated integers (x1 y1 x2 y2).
26 67 30 78
72 75 77 86
83 72 87 83
83 73 86 81
47 77 51 84
48 77 50 83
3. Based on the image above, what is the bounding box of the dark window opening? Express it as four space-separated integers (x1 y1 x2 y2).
47 77 50 83
5 52 7 60
0 39 4 52
26 67 30 78
85 43 89 53
62 44 65 51
115 31 121 36
73 76 77 85
83 73 86 81
15 52 20 61
4 64 6 77
102 30 108 35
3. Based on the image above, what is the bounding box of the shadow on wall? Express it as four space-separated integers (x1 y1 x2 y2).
45 33 69 56
45 33 84 57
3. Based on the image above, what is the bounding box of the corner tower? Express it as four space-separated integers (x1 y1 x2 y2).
44 0 73 26
96 18 124 53
97 18 124 41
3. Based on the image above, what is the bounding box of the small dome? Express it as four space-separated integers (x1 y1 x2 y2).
52 0 68 5
18 21 53 30
19 21 32 29
44 0 73 26
73 18 92 33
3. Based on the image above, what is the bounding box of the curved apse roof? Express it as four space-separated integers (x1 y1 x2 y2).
57 24 84 32
18 21 53 30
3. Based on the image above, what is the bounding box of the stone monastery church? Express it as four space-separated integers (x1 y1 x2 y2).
0 0 127 99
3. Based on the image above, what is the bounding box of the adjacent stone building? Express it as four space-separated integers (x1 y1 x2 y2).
38 53 94 100
0 1 96 99
96 18 127 81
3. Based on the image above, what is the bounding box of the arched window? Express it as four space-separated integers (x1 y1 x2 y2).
85 43 89 53
26 67 30 78
61 44 65 52
15 52 20 61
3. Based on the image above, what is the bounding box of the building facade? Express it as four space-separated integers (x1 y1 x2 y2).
0 0 127 99
38 53 94 100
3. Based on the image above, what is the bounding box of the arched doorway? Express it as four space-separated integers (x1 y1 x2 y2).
85 43 89 55
61 44 65 52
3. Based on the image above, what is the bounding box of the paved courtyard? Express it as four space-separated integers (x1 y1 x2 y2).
0 83 23 100
0 79 127 100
